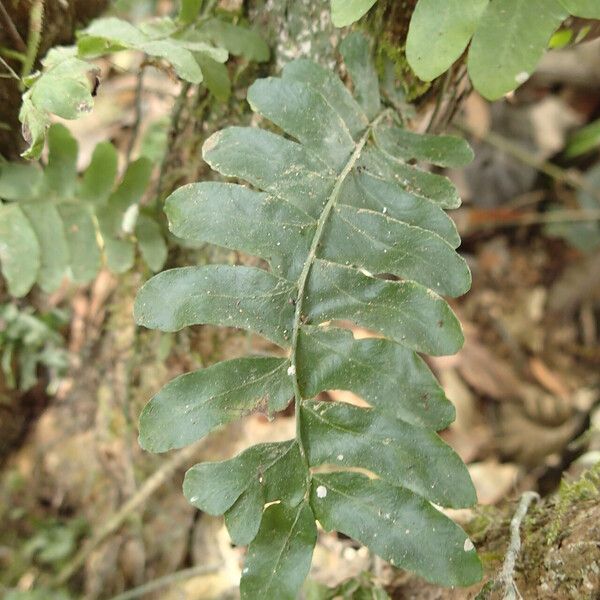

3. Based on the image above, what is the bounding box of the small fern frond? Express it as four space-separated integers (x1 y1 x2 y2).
136 32 482 598
0 124 166 297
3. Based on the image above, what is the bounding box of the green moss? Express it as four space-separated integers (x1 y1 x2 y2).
360 0 430 102
545 462 600 546
478 551 505 565
464 506 501 543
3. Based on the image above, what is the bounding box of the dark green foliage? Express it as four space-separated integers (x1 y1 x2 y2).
329 0 600 100
407 0 600 99
136 32 481 598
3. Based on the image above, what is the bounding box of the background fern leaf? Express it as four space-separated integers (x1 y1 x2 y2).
136 31 482 597
0 124 166 297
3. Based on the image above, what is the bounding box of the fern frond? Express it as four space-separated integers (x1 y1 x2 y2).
0 124 166 297
136 32 482 597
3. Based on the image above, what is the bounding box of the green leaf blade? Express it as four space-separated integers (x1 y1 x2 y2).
80 142 118 204
202 127 334 218
183 440 303 514
240 501 317 600
347 172 461 247
321 204 471 297
224 480 264 546
20 203 69 293
283 59 368 138
195 54 231 102
373 121 474 168
305 260 464 356
136 32 478 593
197 19 270 62
339 32 381 121
304 400 475 508
359 147 462 209
247 77 355 171
139 358 293 452
108 157 153 211
179 0 203 23
467 0 568 99
0 204 40 297
136 214 167 272
44 125 78 198
331 0 378 26
165 182 315 279
139 40 204 83
558 0 600 18
311 472 482 587
134 265 296 346
297 326 455 430
406 0 489 82
0 163 43 201
57 204 101 284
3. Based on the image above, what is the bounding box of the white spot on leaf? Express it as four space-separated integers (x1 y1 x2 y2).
287 364 296 376
464 538 474 552
515 71 529 85
316 485 327 498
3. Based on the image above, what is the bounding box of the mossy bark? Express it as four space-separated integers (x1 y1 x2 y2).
388 471 600 599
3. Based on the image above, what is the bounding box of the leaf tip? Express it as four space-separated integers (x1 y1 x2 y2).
202 130 222 159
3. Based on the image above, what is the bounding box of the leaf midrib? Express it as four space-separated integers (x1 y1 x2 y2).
288 108 392 477
259 502 305 596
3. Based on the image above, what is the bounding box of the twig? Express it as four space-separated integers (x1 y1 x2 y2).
0 0 27 53
108 563 222 600
500 491 540 600
53 439 205 587
455 121 600 203
426 68 451 134
125 68 145 165
155 80 192 206
0 56 20 80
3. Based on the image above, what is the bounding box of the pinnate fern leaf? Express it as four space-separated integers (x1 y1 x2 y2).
136 32 482 597
0 124 166 297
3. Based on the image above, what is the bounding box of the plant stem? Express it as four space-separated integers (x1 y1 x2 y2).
125 67 145 166
426 68 451 134
289 109 392 481
155 81 192 207
0 56 20 80
53 438 205 587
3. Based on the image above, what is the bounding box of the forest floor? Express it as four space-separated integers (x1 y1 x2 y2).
1 22 600 600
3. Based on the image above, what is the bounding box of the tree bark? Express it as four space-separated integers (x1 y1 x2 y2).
0 0 109 159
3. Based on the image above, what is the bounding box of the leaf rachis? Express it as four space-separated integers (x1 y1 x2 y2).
289 107 393 479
